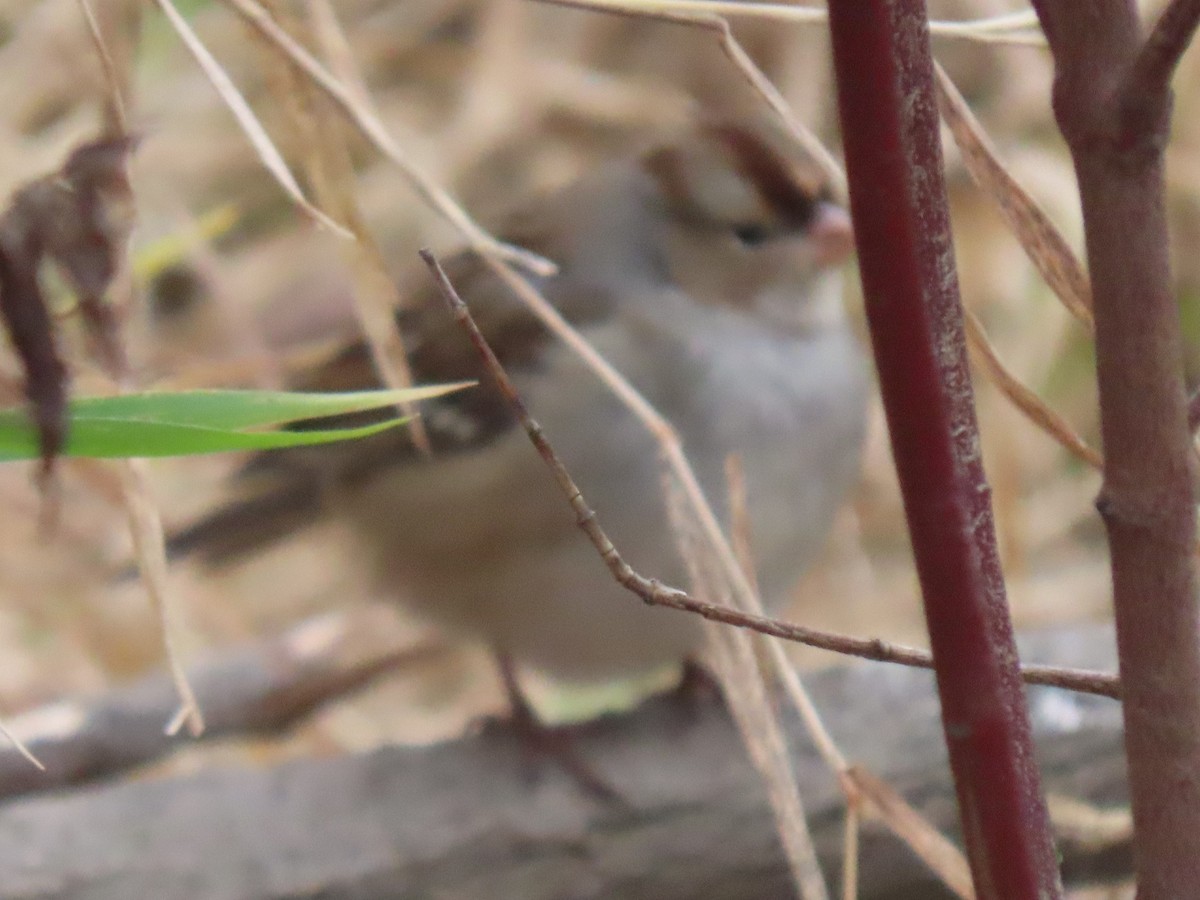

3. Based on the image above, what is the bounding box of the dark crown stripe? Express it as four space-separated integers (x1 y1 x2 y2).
641 144 695 213
705 123 820 229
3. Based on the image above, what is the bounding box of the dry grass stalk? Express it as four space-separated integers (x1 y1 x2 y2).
78 3 207 736
850 765 976 899
248 0 430 453
218 0 555 276
536 0 846 193
935 62 1093 329
840 796 860 900
117 458 204 736
725 454 857 897
667 472 828 900
727 454 978 899
547 1 1044 45
153 0 351 239
75 0 129 133
436 0 530 178
725 455 848 773
964 308 1103 470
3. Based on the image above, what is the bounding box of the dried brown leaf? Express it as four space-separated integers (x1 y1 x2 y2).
0 136 137 474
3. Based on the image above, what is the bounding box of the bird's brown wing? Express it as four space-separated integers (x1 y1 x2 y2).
165 243 611 565
287 249 559 451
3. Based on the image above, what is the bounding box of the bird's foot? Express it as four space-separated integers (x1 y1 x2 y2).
488 653 625 806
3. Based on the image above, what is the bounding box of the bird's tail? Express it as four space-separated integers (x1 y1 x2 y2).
162 479 324 567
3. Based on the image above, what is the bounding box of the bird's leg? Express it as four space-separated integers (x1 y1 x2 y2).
673 657 723 705
661 657 724 733
492 651 623 805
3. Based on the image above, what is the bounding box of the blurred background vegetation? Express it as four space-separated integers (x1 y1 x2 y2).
0 0 1194 769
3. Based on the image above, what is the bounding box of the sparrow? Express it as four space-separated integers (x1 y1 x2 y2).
168 119 870 701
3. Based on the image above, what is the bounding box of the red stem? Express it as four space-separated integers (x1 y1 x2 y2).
1032 1 1200 895
825 3 1061 897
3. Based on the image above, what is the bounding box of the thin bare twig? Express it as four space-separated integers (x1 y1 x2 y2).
419 249 1122 702
470 253 783 687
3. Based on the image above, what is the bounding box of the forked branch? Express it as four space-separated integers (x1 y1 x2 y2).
1031 0 1200 894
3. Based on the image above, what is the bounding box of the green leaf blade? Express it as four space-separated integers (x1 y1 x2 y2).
0 385 468 462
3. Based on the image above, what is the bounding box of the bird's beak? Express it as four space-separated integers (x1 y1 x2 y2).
809 202 856 266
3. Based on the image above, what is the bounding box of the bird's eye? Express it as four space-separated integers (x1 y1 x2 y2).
732 223 770 247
